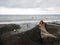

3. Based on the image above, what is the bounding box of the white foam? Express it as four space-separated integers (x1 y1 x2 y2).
0 20 60 24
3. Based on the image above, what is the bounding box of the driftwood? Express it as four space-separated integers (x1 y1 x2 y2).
38 20 59 45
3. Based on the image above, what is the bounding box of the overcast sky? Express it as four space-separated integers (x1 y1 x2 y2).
0 0 60 15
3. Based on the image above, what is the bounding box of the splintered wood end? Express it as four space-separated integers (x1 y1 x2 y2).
39 20 44 27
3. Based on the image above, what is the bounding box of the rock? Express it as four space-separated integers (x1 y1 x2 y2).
0 25 43 45
0 22 60 45
0 24 20 45
0 24 20 35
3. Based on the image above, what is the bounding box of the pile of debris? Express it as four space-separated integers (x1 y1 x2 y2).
0 21 60 45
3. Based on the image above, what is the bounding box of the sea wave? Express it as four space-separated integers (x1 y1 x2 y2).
0 20 60 24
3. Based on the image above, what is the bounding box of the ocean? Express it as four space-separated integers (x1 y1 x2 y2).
0 15 60 24
0 15 60 21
